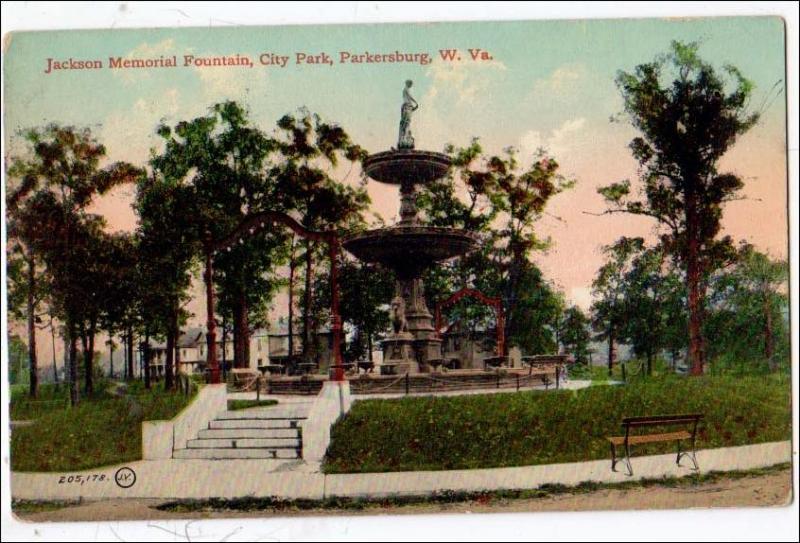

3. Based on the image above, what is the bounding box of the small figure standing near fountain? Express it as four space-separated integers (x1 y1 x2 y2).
398 80 418 149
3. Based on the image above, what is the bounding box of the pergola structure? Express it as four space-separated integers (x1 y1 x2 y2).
434 287 506 357
202 211 344 383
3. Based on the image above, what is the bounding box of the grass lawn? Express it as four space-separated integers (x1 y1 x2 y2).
324 373 792 474
10 381 197 472
227 399 278 411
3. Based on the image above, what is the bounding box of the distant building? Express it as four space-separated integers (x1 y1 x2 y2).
267 318 334 370
441 319 497 369
149 327 269 375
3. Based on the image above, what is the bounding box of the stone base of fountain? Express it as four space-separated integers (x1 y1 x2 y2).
381 333 418 375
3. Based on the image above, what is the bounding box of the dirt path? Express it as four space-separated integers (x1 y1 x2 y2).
15 469 792 522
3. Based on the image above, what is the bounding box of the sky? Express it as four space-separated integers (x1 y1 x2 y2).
3 16 789 353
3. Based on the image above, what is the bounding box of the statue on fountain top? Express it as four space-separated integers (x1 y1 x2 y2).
398 80 418 149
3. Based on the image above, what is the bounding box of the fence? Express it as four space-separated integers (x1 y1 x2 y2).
349 369 561 396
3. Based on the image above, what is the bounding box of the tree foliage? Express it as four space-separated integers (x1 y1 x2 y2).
6 124 141 403
599 40 761 375
418 139 572 354
705 245 789 372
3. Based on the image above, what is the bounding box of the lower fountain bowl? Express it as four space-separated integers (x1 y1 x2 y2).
343 226 480 275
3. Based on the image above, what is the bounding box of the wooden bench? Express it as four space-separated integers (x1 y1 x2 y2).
607 414 702 476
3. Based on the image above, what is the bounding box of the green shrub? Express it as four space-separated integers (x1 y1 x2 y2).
227 399 278 411
324 374 791 473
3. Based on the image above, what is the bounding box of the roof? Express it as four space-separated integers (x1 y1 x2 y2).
149 327 269 351
442 318 492 337
178 327 204 348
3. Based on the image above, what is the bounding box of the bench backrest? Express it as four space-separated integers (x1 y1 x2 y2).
622 414 703 428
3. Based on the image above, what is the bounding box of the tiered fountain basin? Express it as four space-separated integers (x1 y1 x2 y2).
362 149 451 185
342 148 480 373
343 226 479 277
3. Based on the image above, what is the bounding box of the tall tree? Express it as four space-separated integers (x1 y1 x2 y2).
135 170 198 389
97 233 139 382
313 258 395 362
153 101 290 373
591 238 639 376
4 240 48 396
272 109 368 363
617 242 680 376
8 334 29 385
598 41 760 375
559 305 592 364
418 140 572 353
706 245 788 372
6 124 141 404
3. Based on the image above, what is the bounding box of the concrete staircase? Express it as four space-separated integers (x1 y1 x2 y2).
173 403 310 460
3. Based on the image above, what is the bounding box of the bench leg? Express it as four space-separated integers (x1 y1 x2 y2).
610 442 617 472
623 442 634 476
676 440 699 471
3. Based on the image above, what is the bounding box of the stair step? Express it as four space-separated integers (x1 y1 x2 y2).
174 447 300 460
209 419 302 430
215 410 308 421
199 428 299 439
187 438 300 449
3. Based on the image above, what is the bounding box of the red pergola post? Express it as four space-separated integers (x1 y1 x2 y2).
329 235 344 382
204 235 221 384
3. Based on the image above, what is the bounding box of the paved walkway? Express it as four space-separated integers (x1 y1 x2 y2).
226 379 609 403
11 441 791 501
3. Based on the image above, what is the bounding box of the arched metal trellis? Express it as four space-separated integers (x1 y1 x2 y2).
203 211 344 383
434 287 505 357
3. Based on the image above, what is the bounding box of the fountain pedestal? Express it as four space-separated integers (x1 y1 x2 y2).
380 332 418 375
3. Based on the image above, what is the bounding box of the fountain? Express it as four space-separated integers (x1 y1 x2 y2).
343 80 480 373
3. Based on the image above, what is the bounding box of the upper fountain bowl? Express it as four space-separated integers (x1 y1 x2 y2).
364 150 451 185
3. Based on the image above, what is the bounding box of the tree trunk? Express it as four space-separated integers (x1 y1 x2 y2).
302 240 314 363
51 323 59 386
165 325 175 391
175 319 182 380
80 326 93 396
764 295 775 371
68 324 79 406
122 333 128 380
89 322 96 391
108 333 115 379
607 327 616 377
367 331 373 363
646 351 653 377
288 239 296 361
85 320 96 396
126 327 134 381
221 317 228 379
685 190 705 376
26 253 38 398
233 290 250 369
144 333 151 390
